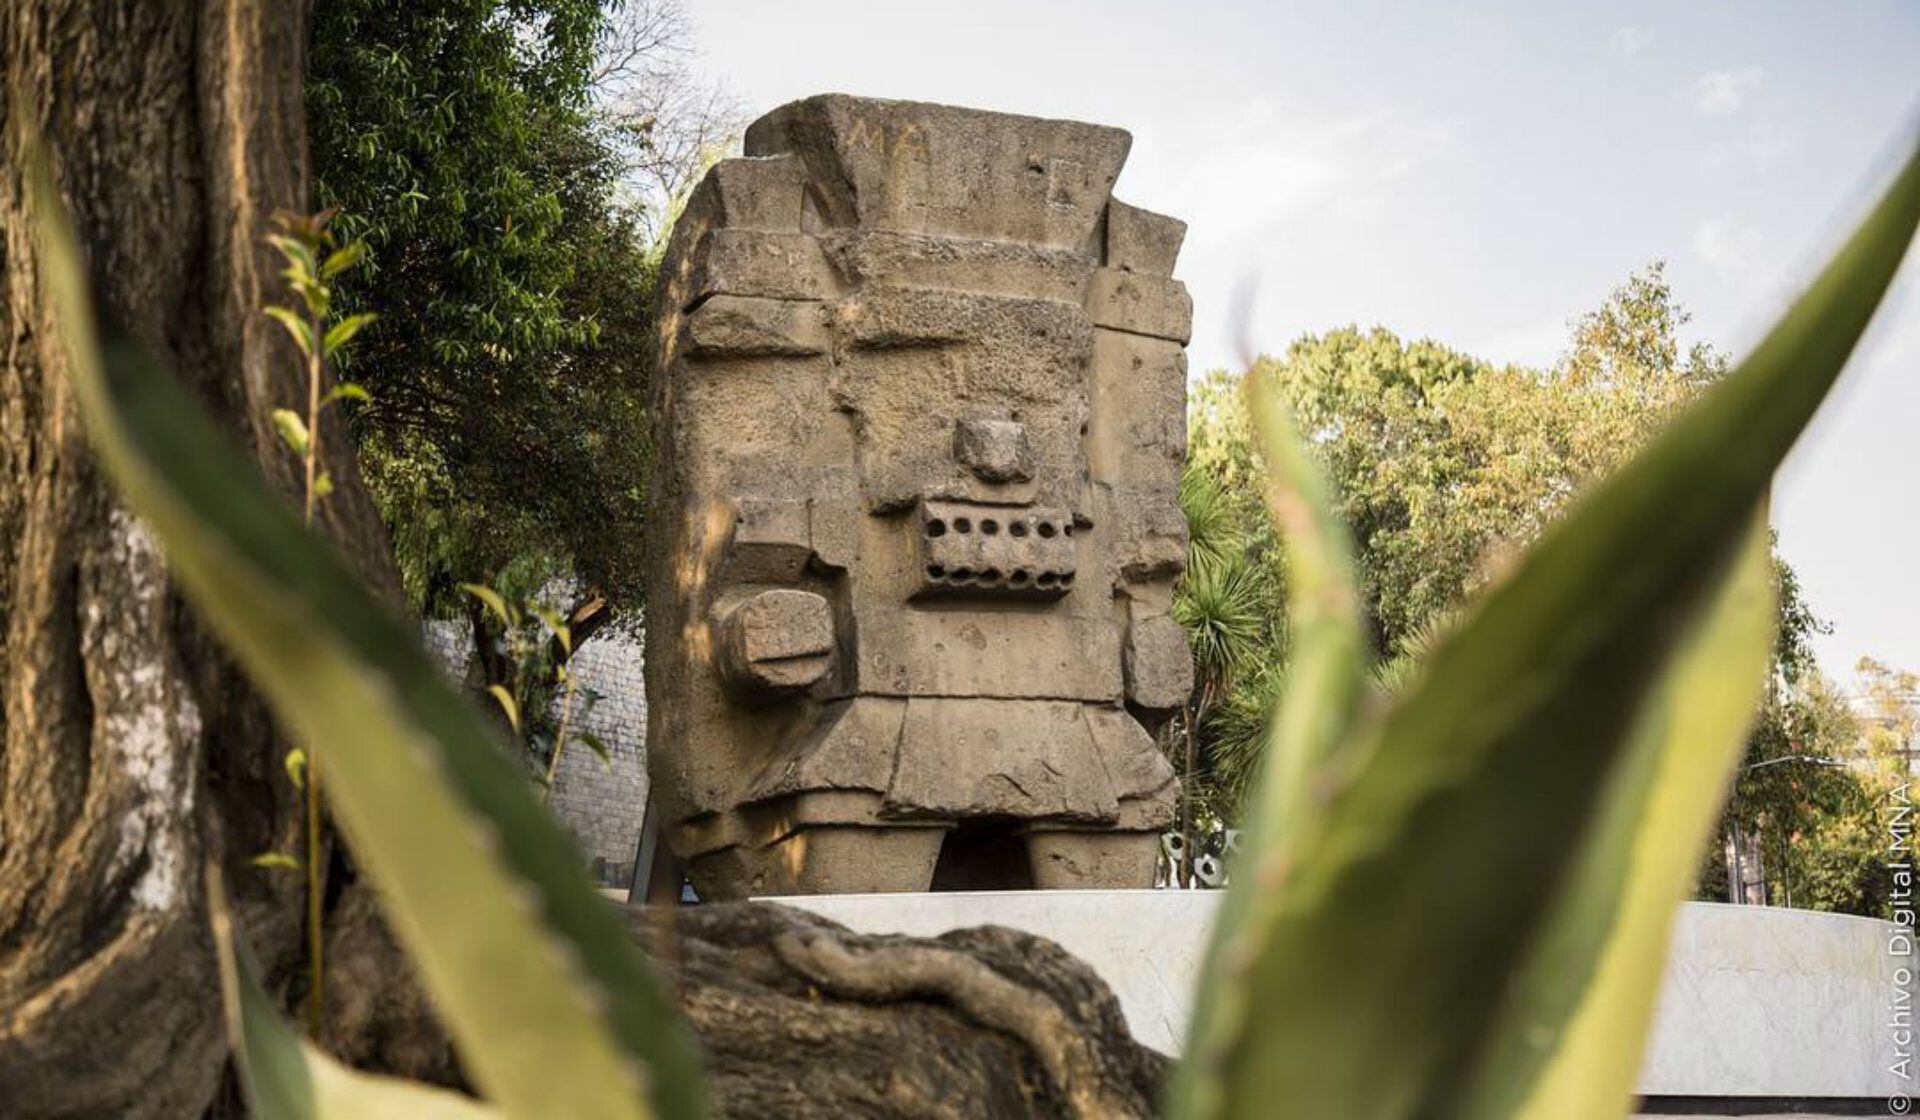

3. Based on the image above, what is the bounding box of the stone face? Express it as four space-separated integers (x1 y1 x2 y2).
647 95 1191 899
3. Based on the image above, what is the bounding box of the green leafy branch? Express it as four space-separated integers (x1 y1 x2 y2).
261 207 375 1034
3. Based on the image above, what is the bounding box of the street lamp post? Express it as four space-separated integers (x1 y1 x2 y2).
1726 754 1846 906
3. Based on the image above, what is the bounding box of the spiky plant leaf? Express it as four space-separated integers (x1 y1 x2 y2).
1173 138 1920 1119
210 870 500 1119
32 166 705 1120
1174 551 1272 684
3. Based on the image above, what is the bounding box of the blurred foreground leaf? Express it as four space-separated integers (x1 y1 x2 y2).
210 869 499 1119
32 165 705 1120
1174 139 1920 1118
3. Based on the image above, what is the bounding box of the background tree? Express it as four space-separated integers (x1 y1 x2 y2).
1740 656 1920 917
1167 466 1278 882
1190 262 1724 660
308 0 732 630
1175 261 1866 910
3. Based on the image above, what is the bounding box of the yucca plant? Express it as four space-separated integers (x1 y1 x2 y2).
1173 465 1279 884
30 128 1920 1119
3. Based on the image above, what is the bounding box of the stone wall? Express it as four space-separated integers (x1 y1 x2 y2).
422 617 649 887
545 629 649 885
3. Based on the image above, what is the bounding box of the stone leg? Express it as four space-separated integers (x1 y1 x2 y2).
769 825 948 894
1025 830 1160 889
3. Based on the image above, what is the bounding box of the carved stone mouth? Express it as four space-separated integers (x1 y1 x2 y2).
915 499 1076 599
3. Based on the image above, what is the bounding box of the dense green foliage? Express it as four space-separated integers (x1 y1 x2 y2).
309 0 658 615
1189 263 1723 659
1180 264 1913 920
1179 266 1885 858
1183 265 1727 811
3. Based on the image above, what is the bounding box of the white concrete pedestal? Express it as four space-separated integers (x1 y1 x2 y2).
775 891 1913 1102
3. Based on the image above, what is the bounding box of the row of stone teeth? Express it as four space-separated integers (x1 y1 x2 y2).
925 564 1075 589
924 515 1072 540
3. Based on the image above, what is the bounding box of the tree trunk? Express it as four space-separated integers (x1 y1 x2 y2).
0 3 399 1115
0 7 1169 1119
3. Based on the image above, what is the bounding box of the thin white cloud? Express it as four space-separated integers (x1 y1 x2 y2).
1703 115 1790 172
1695 66 1765 117
1154 99 1459 249
1611 26 1653 56
1693 218 1764 279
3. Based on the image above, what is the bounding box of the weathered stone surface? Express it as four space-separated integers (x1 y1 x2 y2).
916 500 1074 599
647 95 1191 899
1104 200 1187 276
717 589 835 697
952 417 1034 483
684 295 827 356
743 94 1130 249
1123 609 1193 714
1085 268 1193 343
692 229 833 302
704 153 809 230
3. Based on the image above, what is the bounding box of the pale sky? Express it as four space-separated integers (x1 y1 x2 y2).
690 0 1920 680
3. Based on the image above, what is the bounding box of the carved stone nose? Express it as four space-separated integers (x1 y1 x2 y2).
953 418 1033 483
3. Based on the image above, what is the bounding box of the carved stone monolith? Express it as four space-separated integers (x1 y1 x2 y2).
647 94 1193 899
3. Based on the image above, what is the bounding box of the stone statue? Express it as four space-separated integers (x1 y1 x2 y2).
647 95 1193 898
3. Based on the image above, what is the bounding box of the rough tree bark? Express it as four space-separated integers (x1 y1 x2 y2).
0 2 399 1115
643 905 1167 1119
0 5 1169 1118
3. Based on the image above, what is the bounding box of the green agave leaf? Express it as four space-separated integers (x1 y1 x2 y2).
1170 374 1370 1119
1493 517 1775 1118
1240 372 1370 834
1174 139 1920 1119
32 169 706 1120
211 869 500 1120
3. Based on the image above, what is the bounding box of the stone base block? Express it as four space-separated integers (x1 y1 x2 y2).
1024 830 1159 889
